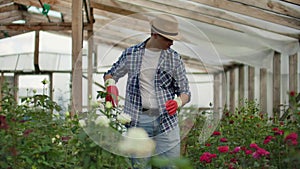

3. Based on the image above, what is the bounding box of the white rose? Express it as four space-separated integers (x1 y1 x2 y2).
52 137 56 143
94 115 110 127
79 119 86 127
118 128 156 157
117 113 131 124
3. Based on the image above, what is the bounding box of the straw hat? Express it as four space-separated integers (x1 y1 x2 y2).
150 14 181 41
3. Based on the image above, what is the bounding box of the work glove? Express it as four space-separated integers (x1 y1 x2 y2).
165 97 182 116
105 78 119 107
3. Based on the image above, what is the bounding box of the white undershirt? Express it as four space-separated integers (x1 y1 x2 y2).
140 49 161 109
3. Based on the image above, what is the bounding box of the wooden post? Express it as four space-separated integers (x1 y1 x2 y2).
49 73 53 101
213 73 220 113
0 72 3 111
71 0 83 115
260 68 267 113
221 71 227 111
14 74 19 102
248 66 255 102
273 52 281 118
238 65 245 106
87 30 93 111
289 53 298 93
34 30 40 73
229 68 235 113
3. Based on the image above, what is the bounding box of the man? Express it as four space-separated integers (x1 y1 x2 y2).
104 14 191 168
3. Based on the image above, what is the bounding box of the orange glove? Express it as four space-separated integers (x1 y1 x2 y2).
165 97 182 116
105 79 119 107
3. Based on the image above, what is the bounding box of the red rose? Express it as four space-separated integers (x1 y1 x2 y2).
249 143 259 149
263 135 273 144
290 91 296 97
244 149 253 155
23 129 34 137
212 131 221 136
218 146 229 153
199 152 217 163
205 143 211 147
285 132 298 146
220 137 228 142
252 148 270 159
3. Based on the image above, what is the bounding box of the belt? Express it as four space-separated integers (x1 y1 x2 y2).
141 108 159 116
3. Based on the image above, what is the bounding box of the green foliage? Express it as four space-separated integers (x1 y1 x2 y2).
0 82 130 169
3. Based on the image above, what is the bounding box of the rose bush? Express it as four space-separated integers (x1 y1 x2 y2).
0 81 191 169
0 82 131 169
184 91 300 169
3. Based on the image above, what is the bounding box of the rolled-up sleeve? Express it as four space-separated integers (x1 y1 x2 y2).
174 55 191 102
104 51 128 82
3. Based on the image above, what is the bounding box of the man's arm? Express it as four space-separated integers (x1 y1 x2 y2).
104 74 113 81
179 93 189 107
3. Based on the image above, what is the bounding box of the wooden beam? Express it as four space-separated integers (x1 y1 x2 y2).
0 9 22 20
0 0 14 5
0 22 92 31
273 52 281 118
227 0 300 19
93 0 300 38
0 30 30 39
248 66 255 102
289 53 298 92
13 0 73 22
260 68 267 113
0 3 19 13
71 0 83 115
282 0 300 6
91 1 137 15
191 0 300 29
22 11 62 23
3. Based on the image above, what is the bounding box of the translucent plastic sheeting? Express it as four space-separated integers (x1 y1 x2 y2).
0 32 35 55
0 15 299 73
39 52 72 71
0 53 34 71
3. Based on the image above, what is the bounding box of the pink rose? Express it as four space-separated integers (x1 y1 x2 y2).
232 146 241 153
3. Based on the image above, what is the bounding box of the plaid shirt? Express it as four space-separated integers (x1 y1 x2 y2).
104 39 191 133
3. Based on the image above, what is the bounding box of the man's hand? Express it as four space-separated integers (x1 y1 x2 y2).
105 78 119 107
165 97 182 116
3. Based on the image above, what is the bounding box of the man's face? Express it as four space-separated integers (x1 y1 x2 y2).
155 34 173 50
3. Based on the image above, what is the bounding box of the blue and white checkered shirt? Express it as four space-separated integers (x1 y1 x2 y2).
104 39 191 133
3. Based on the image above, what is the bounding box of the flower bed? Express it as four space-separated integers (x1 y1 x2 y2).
1 79 299 168
183 92 300 169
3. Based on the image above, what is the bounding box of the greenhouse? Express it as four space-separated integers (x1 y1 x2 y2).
0 0 299 168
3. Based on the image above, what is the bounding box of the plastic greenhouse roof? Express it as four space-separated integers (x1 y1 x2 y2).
0 0 300 74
